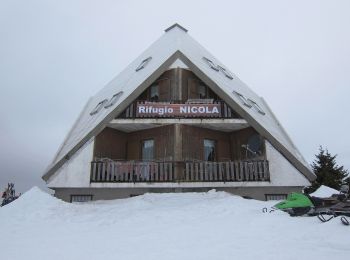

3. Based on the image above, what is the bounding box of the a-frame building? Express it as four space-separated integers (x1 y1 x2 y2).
43 24 315 202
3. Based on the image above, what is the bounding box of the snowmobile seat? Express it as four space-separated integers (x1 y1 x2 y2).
308 196 323 207
308 196 340 207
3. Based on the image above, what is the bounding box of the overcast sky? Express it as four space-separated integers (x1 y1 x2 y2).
0 0 349 193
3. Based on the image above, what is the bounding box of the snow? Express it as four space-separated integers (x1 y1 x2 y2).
0 187 348 260
310 185 339 198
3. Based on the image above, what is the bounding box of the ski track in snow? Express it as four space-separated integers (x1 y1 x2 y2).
0 187 349 260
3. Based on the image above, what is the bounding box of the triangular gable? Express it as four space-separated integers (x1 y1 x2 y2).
43 24 315 182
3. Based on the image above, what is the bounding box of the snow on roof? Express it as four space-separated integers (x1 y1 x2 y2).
310 185 339 198
43 24 315 182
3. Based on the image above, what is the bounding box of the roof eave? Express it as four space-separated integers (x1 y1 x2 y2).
42 51 182 182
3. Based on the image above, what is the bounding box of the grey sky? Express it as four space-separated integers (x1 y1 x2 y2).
0 0 349 193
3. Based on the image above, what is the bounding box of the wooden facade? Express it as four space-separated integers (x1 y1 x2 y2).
118 68 240 119
93 125 265 162
91 68 268 183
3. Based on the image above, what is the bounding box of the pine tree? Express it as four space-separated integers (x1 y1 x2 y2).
308 146 349 193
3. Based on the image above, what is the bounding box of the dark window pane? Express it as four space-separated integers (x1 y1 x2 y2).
142 139 154 160
90 99 108 115
150 85 159 101
242 134 263 159
198 84 206 99
204 139 215 161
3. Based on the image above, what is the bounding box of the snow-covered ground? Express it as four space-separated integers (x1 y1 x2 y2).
0 187 348 260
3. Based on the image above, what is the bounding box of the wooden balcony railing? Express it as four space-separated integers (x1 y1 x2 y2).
90 159 269 183
184 160 269 182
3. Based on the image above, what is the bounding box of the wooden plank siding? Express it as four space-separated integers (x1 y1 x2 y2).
90 159 269 183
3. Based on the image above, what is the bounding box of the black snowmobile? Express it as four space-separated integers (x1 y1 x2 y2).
1 183 19 207
310 184 350 226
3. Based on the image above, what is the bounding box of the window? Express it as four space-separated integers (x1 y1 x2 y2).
198 84 207 99
265 194 287 201
104 91 123 108
136 57 152 72
142 139 154 161
242 133 263 159
217 65 234 79
90 99 108 115
150 84 159 101
233 91 252 108
203 57 233 80
247 99 265 115
204 139 216 161
202 57 219 71
71 195 93 203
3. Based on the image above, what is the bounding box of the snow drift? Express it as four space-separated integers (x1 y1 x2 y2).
0 187 348 260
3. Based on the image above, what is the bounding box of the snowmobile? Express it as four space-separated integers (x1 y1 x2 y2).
271 184 350 217
316 185 350 225
1 183 19 207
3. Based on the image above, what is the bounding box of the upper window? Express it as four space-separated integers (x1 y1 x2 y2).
198 84 207 99
202 57 219 71
203 57 233 80
217 65 234 79
150 84 159 101
247 99 265 115
142 139 154 161
204 139 216 161
136 57 152 72
233 91 252 108
104 91 123 108
90 99 108 115
233 91 266 115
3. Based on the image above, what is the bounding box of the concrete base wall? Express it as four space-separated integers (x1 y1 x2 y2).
54 186 303 202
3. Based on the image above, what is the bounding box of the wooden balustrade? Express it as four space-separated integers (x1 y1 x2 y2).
184 160 269 182
91 159 175 182
90 159 269 183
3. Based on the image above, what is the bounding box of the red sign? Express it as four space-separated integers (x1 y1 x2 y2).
136 103 221 117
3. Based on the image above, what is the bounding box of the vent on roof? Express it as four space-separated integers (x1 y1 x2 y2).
104 91 123 108
90 99 108 115
217 65 234 79
233 91 266 115
202 57 234 80
248 99 266 115
233 91 252 108
136 57 152 72
164 23 188 33
203 57 219 71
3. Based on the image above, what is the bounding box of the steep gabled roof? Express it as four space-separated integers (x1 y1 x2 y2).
43 24 315 182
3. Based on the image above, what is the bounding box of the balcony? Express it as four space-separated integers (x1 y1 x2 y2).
90 159 270 183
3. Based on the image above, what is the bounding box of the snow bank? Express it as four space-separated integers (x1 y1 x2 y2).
310 185 339 197
0 187 348 260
